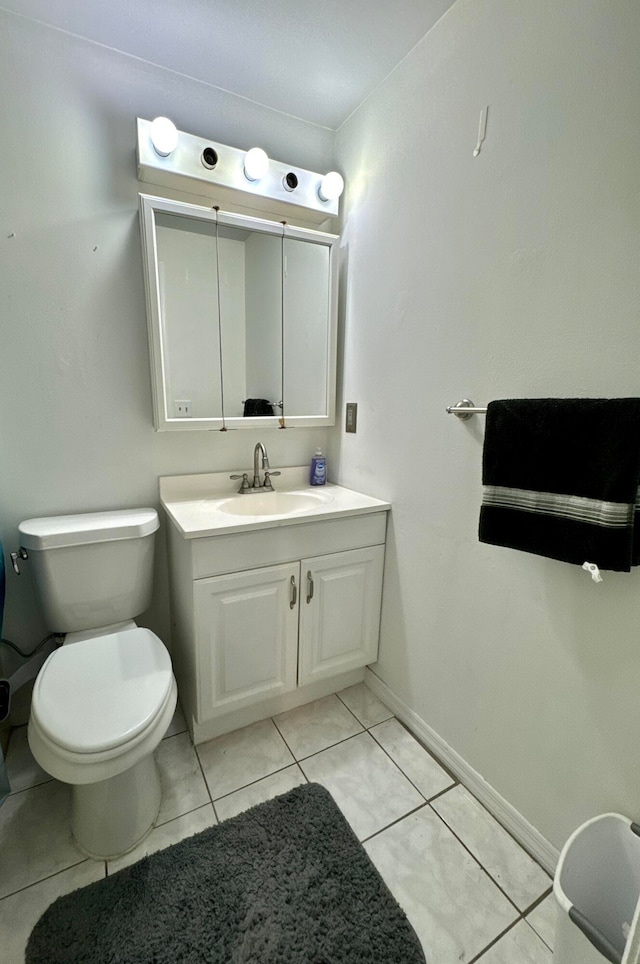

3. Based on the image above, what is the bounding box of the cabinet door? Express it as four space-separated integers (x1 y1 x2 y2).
194 563 299 720
298 546 384 687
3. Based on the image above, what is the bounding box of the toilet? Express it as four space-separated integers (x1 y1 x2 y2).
20 508 177 859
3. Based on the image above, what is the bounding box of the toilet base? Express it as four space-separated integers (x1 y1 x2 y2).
71 752 161 859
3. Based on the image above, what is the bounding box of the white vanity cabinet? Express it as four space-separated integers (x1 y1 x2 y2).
194 546 384 719
162 485 389 744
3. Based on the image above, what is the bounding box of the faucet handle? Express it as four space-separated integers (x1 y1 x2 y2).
263 470 281 490
230 472 250 492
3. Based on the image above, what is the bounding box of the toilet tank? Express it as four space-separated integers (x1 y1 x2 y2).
18 509 160 633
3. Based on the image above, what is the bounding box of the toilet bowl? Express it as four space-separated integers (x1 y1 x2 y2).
28 626 177 857
20 508 178 858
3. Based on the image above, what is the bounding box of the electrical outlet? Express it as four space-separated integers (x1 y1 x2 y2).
175 399 192 417
346 402 358 433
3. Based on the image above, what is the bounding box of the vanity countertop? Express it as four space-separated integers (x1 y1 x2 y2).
159 467 390 539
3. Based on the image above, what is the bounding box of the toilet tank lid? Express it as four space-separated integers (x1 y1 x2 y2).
19 508 159 550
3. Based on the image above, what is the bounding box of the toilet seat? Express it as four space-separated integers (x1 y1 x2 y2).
28 626 177 786
31 627 173 753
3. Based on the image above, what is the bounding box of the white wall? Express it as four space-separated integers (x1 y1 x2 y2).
0 11 334 652
334 0 640 849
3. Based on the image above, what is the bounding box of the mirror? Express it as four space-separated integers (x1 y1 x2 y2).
139 195 338 430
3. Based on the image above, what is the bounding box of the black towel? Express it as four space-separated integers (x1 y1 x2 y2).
479 398 640 572
243 398 274 417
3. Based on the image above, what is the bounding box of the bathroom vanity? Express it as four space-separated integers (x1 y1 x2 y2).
160 468 390 743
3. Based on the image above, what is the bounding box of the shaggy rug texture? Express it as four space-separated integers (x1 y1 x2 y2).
27 782 426 963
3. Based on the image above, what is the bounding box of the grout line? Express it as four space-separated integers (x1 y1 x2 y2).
367 722 459 805
467 917 524 964
280 726 368 765
270 714 299 759
213 762 311 819
522 916 554 955
428 803 532 917
521 885 553 917
5 775 55 798
155 798 216 831
334 690 375 729
192 742 215 809
522 889 555 952
360 802 430 845
452 780 552 879
208 761 303 807
0 857 91 902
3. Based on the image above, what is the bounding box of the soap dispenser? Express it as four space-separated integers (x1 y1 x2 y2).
310 447 326 486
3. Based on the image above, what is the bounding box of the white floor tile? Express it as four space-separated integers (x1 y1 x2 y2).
0 860 105 964
215 764 307 823
337 682 394 727
156 731 210 825
300 731 424 840
107 803 217 875
365 806 519 964
196 718 294 799
526 894 557 950
5 726 52 794
0 781 85 899
477 920 553 963
431 785 551 911
273 694 363 759
370 718 455 800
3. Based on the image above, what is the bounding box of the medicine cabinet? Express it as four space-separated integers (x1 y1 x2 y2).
138 194 338 430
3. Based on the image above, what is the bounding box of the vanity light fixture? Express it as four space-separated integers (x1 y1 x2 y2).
149 116 179 157
243 147 270 182
201 146 218 170
136 118 342 220
319 171 345 202
283 172 299 193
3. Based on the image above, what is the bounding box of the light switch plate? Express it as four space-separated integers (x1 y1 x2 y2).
346 402 358 433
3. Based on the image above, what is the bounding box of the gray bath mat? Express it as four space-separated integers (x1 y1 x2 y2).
27 782 426 963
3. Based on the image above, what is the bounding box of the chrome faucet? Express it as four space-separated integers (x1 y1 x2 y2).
253 442 269 488
230 442 281 494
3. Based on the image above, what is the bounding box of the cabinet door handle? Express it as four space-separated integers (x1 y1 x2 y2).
306 570 314 604
290 575 297 610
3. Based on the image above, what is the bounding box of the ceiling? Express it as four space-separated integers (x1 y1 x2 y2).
1 0 455 129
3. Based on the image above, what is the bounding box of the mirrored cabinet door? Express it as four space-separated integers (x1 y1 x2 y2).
139 195 338 431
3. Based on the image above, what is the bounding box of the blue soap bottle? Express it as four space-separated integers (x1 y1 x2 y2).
310 447 326 486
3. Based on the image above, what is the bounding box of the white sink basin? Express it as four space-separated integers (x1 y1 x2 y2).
216 491 330 517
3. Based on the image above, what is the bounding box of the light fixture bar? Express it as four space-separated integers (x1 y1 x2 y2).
136 118 340 220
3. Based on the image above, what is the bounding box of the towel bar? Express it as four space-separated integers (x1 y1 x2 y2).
446 399 488 419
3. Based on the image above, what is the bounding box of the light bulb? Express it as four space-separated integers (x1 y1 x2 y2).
244 147 270 181
150 117 178 157
319 171 344 202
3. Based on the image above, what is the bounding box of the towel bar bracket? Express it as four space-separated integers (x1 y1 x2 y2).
446 399 488 419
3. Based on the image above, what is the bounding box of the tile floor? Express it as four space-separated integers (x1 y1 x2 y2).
0 683 556 963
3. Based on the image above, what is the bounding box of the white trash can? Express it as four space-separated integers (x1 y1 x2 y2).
553 813 640 964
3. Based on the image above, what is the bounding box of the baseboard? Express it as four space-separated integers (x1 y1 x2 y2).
364 668 559 876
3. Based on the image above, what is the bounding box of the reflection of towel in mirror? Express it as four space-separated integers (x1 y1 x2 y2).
243 398 274 417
